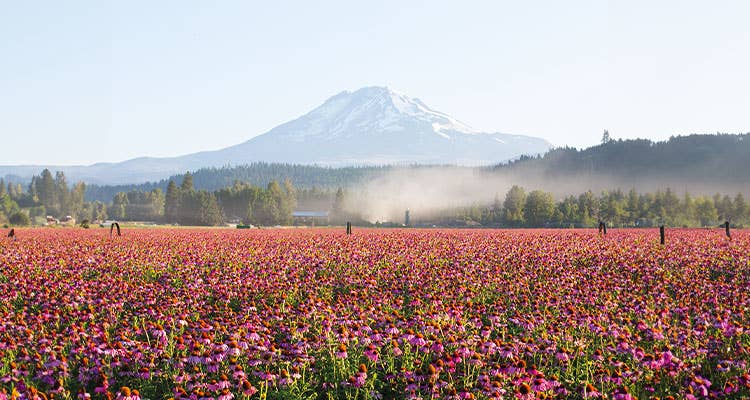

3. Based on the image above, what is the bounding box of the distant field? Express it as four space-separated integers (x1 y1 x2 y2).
1 228 748 399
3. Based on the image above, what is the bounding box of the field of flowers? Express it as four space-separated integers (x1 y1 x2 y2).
1 228 749 400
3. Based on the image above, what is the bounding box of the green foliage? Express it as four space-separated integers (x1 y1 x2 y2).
178 190 224 226
113 188 165 221
503 185 526 226
407 186 748 228
8 211 30 226
499 133 750 184
0 193 21 219
110 192 128 220
164 180 180 223
84 162 402 203
253 191 281 226
180 171 194 192
25 169 88 220
524 190 555 226
214 179 296 226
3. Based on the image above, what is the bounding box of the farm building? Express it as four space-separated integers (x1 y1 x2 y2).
292 211 329 226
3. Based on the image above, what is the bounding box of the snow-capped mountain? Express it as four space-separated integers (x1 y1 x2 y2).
0 87 552 184
210 86 551 166
270 86 479 141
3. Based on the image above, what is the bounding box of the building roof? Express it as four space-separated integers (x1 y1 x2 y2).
292 211 329 218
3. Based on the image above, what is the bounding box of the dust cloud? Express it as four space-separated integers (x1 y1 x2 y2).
342 165 750 223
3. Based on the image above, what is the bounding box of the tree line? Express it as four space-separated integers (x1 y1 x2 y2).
417 186 748 228
1 170 297 227
1 171 106 226
80 133 750 203
83 162 394 203
2 168 748 228
109 172 298 226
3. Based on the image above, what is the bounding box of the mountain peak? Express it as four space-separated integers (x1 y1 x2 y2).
220 86 551 166
307 86 477 139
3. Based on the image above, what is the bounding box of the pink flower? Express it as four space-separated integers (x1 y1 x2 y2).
239 380 257 396
364 345 379 362
582 384 600 398
335 344 348 359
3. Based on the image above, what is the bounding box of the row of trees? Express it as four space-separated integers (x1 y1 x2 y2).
213 178 296 226
482 186 747 228
29 170 87 217
84 163 392 203
2 170 298 227
161 173 296 226
3 169 748 228
1 172 107 225
106 173 298 226
110 189 165 221
0 184 28 226
162 173 223 226
259 184 750 228
102 182 750 228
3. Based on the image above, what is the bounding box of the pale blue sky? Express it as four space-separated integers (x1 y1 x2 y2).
1 0 748 165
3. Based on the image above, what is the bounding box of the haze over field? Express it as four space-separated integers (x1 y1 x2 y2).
344 134 750 222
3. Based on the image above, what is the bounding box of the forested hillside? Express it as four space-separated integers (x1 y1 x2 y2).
499 133 749 182
81 133 750 202
83 163 398 202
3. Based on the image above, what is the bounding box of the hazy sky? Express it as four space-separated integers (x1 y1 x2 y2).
2 1 748 165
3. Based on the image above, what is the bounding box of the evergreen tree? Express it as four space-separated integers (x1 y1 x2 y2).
599 190 626 226
164 180 180 223
70 182 86 220
280 179 297 225
577 190 599 226
196 191 223 226
56 171 71 216
36 169 57 214
28 178 39 203
626 189 640 225
680 192 697 226
695 197 718 226
662 188 680 225
491 193 503 223
557 196 580 227
503 185 526 226
244 200 254 225
254 192 280 226
180 172 195 192
719 195 734 221
524 190 555 227
92 201 108 221
734 193 747 224
111 192 128 220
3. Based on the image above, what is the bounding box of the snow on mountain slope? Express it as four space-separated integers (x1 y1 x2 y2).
213 86 552 166
262 87 477 141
